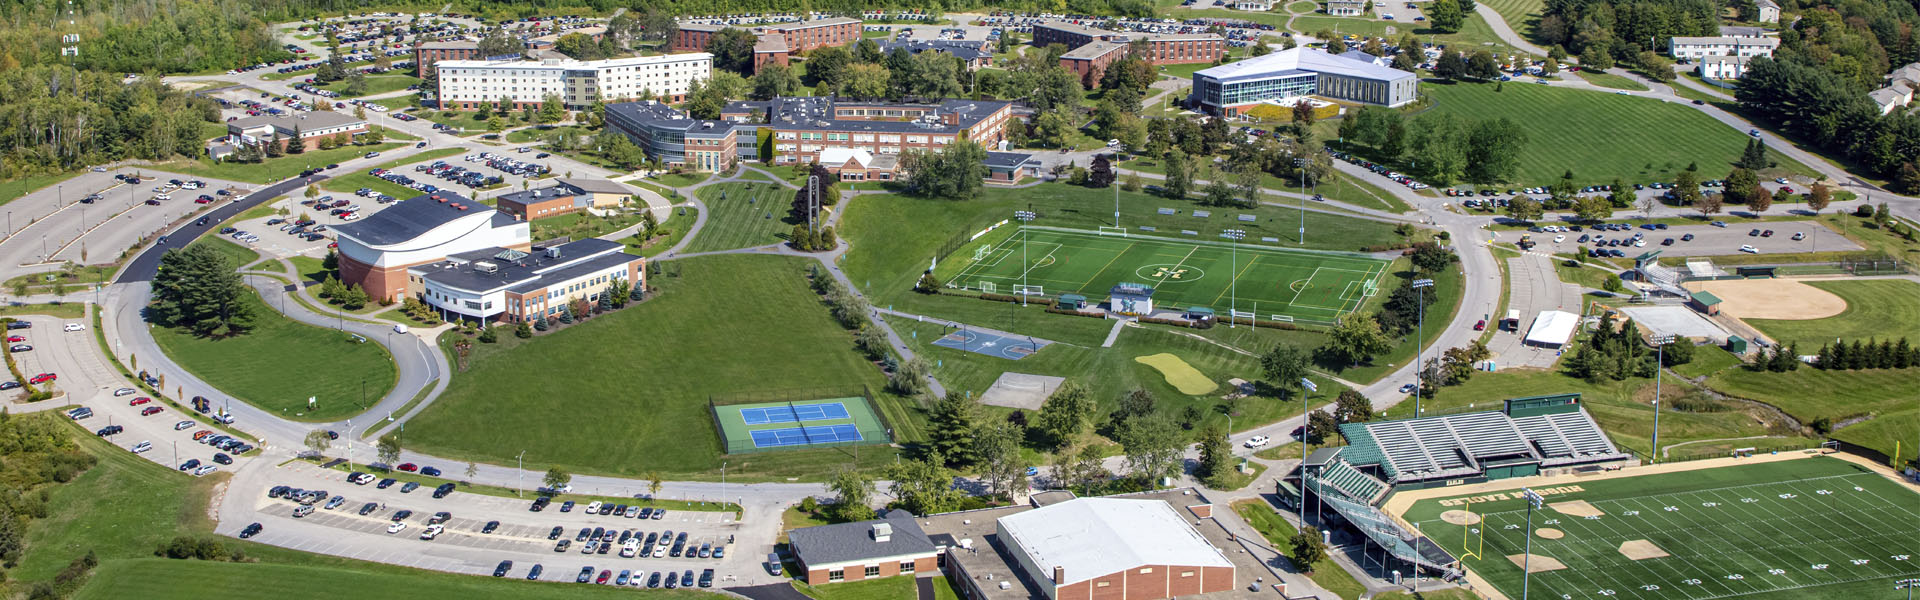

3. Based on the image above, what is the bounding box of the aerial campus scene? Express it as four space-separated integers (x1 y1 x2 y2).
2 0 1920 598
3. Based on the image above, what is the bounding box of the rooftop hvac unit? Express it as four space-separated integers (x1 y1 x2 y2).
474 261 498 273
546 246 563 258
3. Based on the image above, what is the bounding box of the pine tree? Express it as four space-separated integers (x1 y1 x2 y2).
1816 342 1833 369
286 126 306 154
927 393 979 467
1896 338 1913 369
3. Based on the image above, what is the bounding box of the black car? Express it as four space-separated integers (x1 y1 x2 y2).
526 564 543 581
530 496 550 511
699 569 715 588
483 520 500 534
681 570 695 588
492 560 512 577
576 566 594 583
549 526 564 540
597 540 611 554
95 425 122 436
0 381 18 390
377 478 397 489
590 526 604 540
196 216 209 226
359 502 378 515
575 528 591 542
212 453 232 465
560 500 574 512
429 511 452 525
392 509 412 521
646 571 662 588
178 459 200 471
421 466 442 477
239 523 263 539
400 481 420 493
432 483 455 498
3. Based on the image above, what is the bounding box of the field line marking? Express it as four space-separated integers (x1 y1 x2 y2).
1211 254 1262 306
1153 244 1202 291
1288 266 1323 307
1076 239 1137 294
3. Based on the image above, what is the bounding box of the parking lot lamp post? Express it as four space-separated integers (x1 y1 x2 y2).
516 450 526 498
1293 158 1308 244
1224 229 1245 327
1651 334 1674 461
1412 278 1434 417
1521 488 1544 600
1015 211 1036 306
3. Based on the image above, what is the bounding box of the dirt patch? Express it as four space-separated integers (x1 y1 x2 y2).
1549 500 1605 518
1686 279 1847 320
1535 528 1565 540
1440 509 1482 526
1506 553 1567 573
1619 539 1670 560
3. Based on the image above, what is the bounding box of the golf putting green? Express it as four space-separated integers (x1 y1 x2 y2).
1134 353 1217 395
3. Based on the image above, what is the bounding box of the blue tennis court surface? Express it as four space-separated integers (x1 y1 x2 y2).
749 424 866 448
739 402 851 425
932 329 1045 360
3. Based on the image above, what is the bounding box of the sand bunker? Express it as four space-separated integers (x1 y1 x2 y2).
1686 279 1847 320
1439 510 1482 526
1549 500 1605 518
1619 539 1670 560
1506 554 1567 573
1535 528 1565 540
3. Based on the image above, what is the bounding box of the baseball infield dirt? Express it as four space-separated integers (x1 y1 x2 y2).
1440 510 1483 526
1535 528 1566 540
1619 539 1670 560
1507 554 1567 573
1686 279 1847 320
1549 500 1605 518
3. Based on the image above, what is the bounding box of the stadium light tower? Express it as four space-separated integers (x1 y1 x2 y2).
1015 210 1037 306
1521 488 1545 600
1224 229 1246 327
1651 334 1675 462
1900 579 1920 600
1292 157 1309 244
1411 278 1435 417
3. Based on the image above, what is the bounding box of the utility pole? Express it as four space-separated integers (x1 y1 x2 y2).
1521 488 1544 600
1412 278 1434 417
1224 229 1245 326
1651 334 1674 462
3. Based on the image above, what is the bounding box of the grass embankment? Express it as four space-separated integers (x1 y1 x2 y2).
150 289 397 422
403 254 913 480
316 74 420 98
1233 500 1367 600
168 143 407 184
626 206 700 258
1573 69 1651 91
685 182 800 253
188 237 262 269
0 171 86 208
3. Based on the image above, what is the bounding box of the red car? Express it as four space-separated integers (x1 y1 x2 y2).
1474 319 1487 331
129 397 151 406
140 406 163 416
28 373 55 384
5 336 21 343
397 463 419 472
596 570 611 584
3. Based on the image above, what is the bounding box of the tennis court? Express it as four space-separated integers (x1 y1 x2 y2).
946 226 1390 325
711 396 891 454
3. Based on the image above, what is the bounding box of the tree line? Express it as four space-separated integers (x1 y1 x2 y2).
1338 104 1528 186
0 65 221 178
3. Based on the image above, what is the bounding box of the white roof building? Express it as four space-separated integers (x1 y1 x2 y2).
1524 310 1581 348
995 497 1235 600
1190 47 1419 113
437 53 712 109
1669 36 1779 60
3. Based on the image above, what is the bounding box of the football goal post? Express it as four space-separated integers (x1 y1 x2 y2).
1097 226 1128 237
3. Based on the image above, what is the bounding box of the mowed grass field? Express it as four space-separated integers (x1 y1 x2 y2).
685 181 799 253
76 559 723 600
1407 457 1920 600
944 228 1388 325
1479 0 1546 41
1421 82 1815 186
150 289 397 422
402 254 909 480
1742 279 1920 346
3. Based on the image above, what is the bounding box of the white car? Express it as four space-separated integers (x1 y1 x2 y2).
62 323 84 332
114 388 137 396
1740 245 1759 254
386 521 408 534
1243 435 1271 448
174 420 194 430
420 523 444 540
1553 235 1565 243
192 465 218 476
131 441 152 453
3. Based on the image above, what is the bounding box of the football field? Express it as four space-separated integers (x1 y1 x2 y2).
1408 457 1920 600
947 227 1389 325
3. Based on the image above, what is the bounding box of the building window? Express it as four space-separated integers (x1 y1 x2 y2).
1181 571 1195 578
1139 568 1154 574
828 570 844 582
1096 582 1112 588
900 560 916 573
864 565 880 578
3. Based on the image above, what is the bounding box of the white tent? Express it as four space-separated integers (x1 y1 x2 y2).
1524 310 1580 348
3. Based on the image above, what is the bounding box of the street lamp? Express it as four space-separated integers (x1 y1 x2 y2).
1292 157 1308 244
1651 334 1674 462
1299 377 1317 527
1521 488 1544 600
1411 278 1434 417
1015 210 1037 306
516 450 527 498
1224 229 1245 327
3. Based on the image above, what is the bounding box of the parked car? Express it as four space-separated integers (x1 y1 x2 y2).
1243 435 1270 448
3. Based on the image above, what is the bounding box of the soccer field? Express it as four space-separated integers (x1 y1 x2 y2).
1408 457 1920 600
946 227 1388 325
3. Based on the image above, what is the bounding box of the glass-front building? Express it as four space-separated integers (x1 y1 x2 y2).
1191 48 1418 115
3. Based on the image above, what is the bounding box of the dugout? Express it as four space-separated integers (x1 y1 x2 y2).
1055 294 1087 310
1735 266 1778 278
1727 335 1749 354
1688 290 1723 316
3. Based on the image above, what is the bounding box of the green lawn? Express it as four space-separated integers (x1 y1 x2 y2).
793 577 914 600
150 289 398 422
626 206 699 258
1371 589 1482 600
1741 279 1920 346
506 124 594 144
0 302 86 319
1479 0 1547 42
4 265 116 295
529 209 650 244
685 181 801 252
1126 159 1413 214
1234 500 1367 600
1286 12 1505 50
289 255 329 283
1417 82 1815 186
78 560 724 599
1573 68 1651 91
1406 456 1920 600
1709 367 1920 427
177 143 406 184
652 172 711 188
317 74 420 98
189 236 262 269
402 255 912 479
1669 344 1741 379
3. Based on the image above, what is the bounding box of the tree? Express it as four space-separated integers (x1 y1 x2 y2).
886 454 962 516
751 64 803 100
1111 389 1158 430
1410 242 1458 273
542 467 571 492
1034 382 1096 449
1739 138 1770 171
537 94 565 123
1260 344 1309 397
1506 196 1543 222
1163 149 1193 199
1580 46 1615 70
1251 38 1272 56
1333 389 1374 423
1659 338 1695 366
1466 51 1501 80
1749 185 1774 213
1305 409 1340 444
303 429 331 455
974 421 1029 501
1428 0 1464 32
1087 155 1116 188
927 392 979 467
1724 167 1759 205
285 126 306 154
1673 169 1701 206
1635 51 1675 82
477 26 520 59
1694 189 1723 216
1464 118 1526 184
151 243 254 336
1326 311 1392 365
1549 170 1578 205
828 468 876 521
1289 526 1329 572
705 27 759 74
1196 424 1232 481
344 72 368 96
1114 413 1184 486
900 139 989 200
376 434 401 465
1575 195 1613 221
1203 179 1236 208
1875 202 1893 229
1807 183 1831 215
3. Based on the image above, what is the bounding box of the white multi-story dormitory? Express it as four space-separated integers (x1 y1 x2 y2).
1668 36 1779 60
436 53 713 110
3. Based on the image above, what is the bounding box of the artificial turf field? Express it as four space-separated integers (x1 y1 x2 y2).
1405 456 1920 600
947 227 1388 325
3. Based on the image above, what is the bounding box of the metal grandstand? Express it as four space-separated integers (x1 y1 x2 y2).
1336 396 1629 486
1631 251 1693 300
1305 478 1462 577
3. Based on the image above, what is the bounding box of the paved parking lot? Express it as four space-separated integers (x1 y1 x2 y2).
1486 254 1581 369
1523 221 1861 259
0 169 256 276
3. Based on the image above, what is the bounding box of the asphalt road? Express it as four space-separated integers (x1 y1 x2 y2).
115 175 322 283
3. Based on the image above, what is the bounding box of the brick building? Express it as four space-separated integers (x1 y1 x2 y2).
225 112 368 152
1034 21 1224 85
332 192 532 303
788 511 941 586
411 238 644 324
995 498 1235 600
492 177 637 221
672 17 861 73
605 97 1014 173
413 40 482 71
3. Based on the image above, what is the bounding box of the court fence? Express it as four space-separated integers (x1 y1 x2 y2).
709 385 894 455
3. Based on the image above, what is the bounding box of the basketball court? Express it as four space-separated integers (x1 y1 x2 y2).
931 328 1046 360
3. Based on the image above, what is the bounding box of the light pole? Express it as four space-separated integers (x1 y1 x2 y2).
1015 210 1036 306
1521 488 1544 600
1651 334 1674 462
516 450 526 497
1224 229 1245 327
1898 578 1920 600
1412 278 1434 417
1299 377 1317 527
1292 158 1308 244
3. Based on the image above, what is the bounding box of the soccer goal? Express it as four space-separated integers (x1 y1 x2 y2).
1362 279 1380 297
1097 226 1128 237
972 245 992 262
979 281 997 294
1013 284 1044 296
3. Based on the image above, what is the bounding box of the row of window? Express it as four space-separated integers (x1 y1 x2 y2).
825 561 916 582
